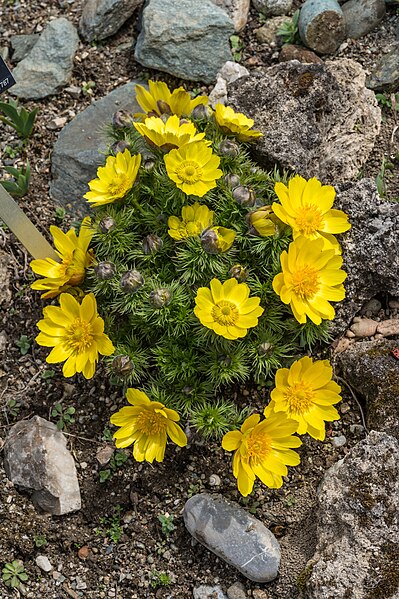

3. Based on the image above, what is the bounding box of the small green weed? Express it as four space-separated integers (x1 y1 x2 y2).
99 449 128 483
276 10 301 45
2 560 28 589
41 369 55 381
54 206 66 222
1 162 31 197
16 334 31 355
96 505 123 543
376 92 399 111
0 99 38 141
82 80 96 96
150 570 172 589
51 402 76 430
34 535 47 548
157 513 175 537
230 35 244 61
102 427 113 442
6 398 21 419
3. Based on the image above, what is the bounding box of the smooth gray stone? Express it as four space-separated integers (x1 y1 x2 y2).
184 493 281 583
3 416 81 515
11 18 79 99
367 42 399 91
134 0 234 83
193 586 228 599
50 81 143 215
298 0 346 54
10 34 39 63
79 0 144 42
305 431 399 598
342 0 385 40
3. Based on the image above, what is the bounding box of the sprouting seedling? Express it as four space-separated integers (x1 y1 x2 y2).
1 560 28 588
1 161 31 197
0 98 38 141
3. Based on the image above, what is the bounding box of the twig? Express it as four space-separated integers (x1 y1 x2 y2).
335 375 369 434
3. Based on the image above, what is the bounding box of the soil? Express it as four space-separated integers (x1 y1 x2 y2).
0 1 398 598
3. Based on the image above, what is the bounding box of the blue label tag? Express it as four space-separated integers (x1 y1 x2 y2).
0 56 16 93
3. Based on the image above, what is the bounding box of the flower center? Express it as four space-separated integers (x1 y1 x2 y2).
292 265 320 299
176 160 202 184
136 410 167 435
184 221 202 236
295 205 323 235
246 430 272 463
65 318 93 353
284 381 315 415
211 300 239 326
108 175 131 198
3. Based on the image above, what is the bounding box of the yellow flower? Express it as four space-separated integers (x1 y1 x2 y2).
201 226 236 253
222 411 301 496
272 176 351 253
35 293 114 379
214 103 262 142
248 206 283 237
164 141 223 197
265 357 342 441
168 202 214 240
272 237 347 325
135 80 208 120
84 149 141 207
133 114 207 151
30 217 94 299
194 278 264 340
110 388 187 463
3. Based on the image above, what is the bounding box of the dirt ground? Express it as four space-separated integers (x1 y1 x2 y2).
0 1 398 597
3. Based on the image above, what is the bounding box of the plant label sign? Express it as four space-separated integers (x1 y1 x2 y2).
0 56 16 93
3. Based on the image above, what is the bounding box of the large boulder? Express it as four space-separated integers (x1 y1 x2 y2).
336 339 399 439
50 81 143 214
10 18 79 99
228 59 381 183
332 178 399 336
79 0 144 42
134 0 234 83
3 416 81 515
304 431 399 599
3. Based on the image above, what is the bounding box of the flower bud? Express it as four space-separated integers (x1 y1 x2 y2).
192 104 212 120
95 261 116 280
142 234 163 255
183 385 193 396
120 270 144 294
219 139 239 157
111 140 130 155
99 216 116 233
112 355 134 377
224 173 240 189
248 205 283 237
143 159 156 171
156 100 172 115
201 226 236 254
112 110 133 128
232 185 256 207
200 228 219 254
228 264 249 283
258 342 273 356
149 288 172 308
218 355 231 367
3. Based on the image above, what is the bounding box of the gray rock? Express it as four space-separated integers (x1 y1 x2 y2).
336 339 399 439
50 81 142 214
209 61 249 106
134 0 234 83
360 297 382 316
3 416 81 515
193 586 228 599
332 179 399 336
212 0 250 31
252 0 293 17
184 493 281 583
79 0 144 42
298 0 346 54
10 34 39 63
331 435 346 448
255 16 292 44
227 582 247 599
342 0 385 40
228 59 381 183
11 18 79 99
35 555 53 573
304 431 399 599
367 42 399 91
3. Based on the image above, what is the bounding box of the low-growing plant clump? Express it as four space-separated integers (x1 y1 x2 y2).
31 81 351 496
